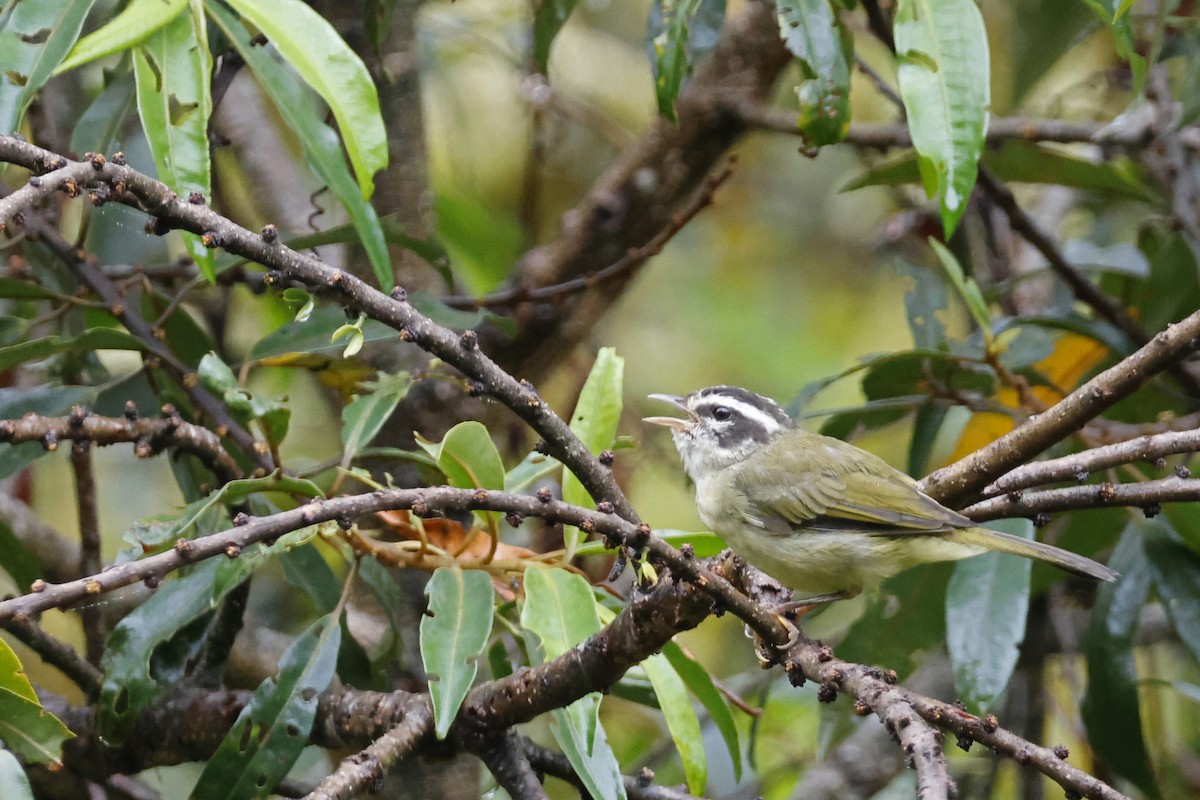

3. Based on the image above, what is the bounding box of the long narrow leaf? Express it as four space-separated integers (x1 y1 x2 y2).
191 613 342 799
204 0 393 289
54 0 186 74
222 0 387 199
776 0 852 145
0 0 96 132
641 652 706 794
895 0 989 236
562 348 624 557
132 3 214 279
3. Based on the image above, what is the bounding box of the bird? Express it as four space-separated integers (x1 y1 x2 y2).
644 385 1118 600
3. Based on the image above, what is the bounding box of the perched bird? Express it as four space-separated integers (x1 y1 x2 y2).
644 385 1118 599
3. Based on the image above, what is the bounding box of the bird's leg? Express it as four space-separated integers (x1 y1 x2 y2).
746 591 853 663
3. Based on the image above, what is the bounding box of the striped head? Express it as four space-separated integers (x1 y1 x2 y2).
644 386 795 480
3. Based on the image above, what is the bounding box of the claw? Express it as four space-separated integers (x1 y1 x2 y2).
775 614 801 651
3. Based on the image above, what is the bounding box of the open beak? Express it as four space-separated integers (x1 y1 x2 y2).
643 393 695 432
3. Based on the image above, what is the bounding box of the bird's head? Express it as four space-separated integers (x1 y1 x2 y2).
643 385 795 479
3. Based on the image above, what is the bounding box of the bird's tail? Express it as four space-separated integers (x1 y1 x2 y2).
953 527 1119 582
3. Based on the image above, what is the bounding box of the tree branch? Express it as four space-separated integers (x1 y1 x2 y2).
919 308 1200 505
0 134 636 524
962 475 1200 521
983 427 1200 496
0 409 242 485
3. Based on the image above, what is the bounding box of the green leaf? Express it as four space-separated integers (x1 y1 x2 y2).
0 385 96 480
433 188 524 296
249 305 398 360
132 3 214 279
894 0 989 236
900 253 948 353
192 612 342 800
573 529 725 559
521 565 602 659
0 328 145 371
839 563 951 679
776 0 852 145
844 141 1158 202
0 519 43 590
221 0 387 199
69 70 137 155
945 518 1032 714
1079 0 1146 89
0 749 35 800
0 279 56 300
641 652 706 794
54 0 186 74
204 0 393 289
550 701 627 800
522 566 624 800
99 557 229 740
929 239 993 350
562 348 624 557
0 639 74 766
0 0 96 133
533 0 580 72
416 421 505 493
420 568 495 739
1143 524 1200 663
279 544 341 614
504 450 562 493
661 642 740 780
655 1 726 119
1082 521 1158 798
341 372 413 464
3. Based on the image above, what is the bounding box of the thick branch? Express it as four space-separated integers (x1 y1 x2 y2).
920 309 1200 504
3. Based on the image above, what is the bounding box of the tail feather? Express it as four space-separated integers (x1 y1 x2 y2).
954 527 1119 582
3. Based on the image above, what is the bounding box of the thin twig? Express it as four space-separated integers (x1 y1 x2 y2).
523 738 702 800
983 427 1200 496
443 158 736 311
962 475 1200 520
303 697 434 800
69 439 104 664
0 409 243 484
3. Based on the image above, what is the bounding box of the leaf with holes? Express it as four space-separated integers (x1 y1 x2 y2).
221 0 387 199
0 0 96 133
895 0 989 236
776 0 852 145
421 568 495 739
191 613 342 799
205 0 393 289
132 3 214 279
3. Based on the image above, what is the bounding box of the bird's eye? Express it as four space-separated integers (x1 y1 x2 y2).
711 406 732 421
